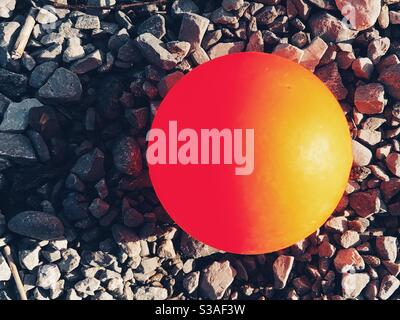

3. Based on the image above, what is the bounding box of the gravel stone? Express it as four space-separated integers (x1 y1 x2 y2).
137 14 166 39
325 216 348 233
0 253 11 281
378 64 400 99
273 43 304 63
8 211 64 240
256 6 278 25
112 137 142 176
273 255 295 289
158 71 184 98
349 190 381 218
42 247 61 263
0 133 36 165
386 153 400 177
93 291 114 300
318 241 336 258
29 62 58 89
334 248 365 273
63 38 85 63
341 273 370 299
0 99 43 133
70 49 103 74
134 33 178 70
352 140 372 167
299 37 328 71
316 63 347 102
223 0 244 11
166 41 190 62
75 14 101 30
0 93 10 121
211 7 239 25
134 286 168 300
157 239 176 259
354 83 385 114
112 224 141 258
357 129 381 146
200 260 236 299
368 37 390 64
58 248 81 273
352 57 374 79
340 230 360 248
207 42 245 60
19 246 40 271
179 13 209 52
62 193 89 221
71 148 105 182
0 0 16 18
74 277 101 296
335 0 381 31
172 0 199 16
246 31 264 52
183 271 200 294
180 234 220 258
309 12 358 42
38 67 82 104
89 198 109 218
0 68 27 100
378 275 400 300
36 8 58 25
0 213 5 236
37 264 61 289
376 236 397 262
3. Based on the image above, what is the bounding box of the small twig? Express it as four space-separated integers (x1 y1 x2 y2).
2 245 28 301
11 8 37 60
53 0 168 10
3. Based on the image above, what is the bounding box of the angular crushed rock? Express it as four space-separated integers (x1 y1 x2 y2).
112 137 142 176
352 140 372 167
341 273 370 299
112 224 141 258
354 83 385 114
71 148 105 182
273 43 304 63
378 275 400 300
208 42 245 60
200 260 236 299
309 12 358 42
315 62 348 100
378 64 400 99
0 253 11 281
335 0 381 31
134 33 178 70
349 190 381 218
0 133 37 164
334 248 365 273
38 67 82 104
0 99 43 133
376 236 397 262
178 13 209 52
37 264 61 290
0 68 27 99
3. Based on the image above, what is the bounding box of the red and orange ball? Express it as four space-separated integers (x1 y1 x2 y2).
148 52 352 254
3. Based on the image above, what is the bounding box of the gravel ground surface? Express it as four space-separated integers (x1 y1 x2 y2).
0 0 400 300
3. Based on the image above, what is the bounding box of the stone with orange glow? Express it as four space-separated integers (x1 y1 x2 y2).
148 52 352 254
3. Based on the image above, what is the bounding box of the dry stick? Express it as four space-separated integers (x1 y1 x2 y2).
53 0 167 10
11 8 37 60
2 245 28 300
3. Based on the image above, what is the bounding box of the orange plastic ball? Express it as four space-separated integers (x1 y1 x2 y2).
148 52 352 254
